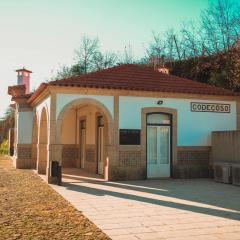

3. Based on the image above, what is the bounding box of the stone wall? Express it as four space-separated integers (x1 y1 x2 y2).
31 143 37 169
109 145 211 181
109 146 146 181
61 144 98 174
62 144 78 168
173 146 211 178
15 144 33 168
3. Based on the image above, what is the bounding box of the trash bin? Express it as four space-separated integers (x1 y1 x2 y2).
51 161 62 185
51 161 59 177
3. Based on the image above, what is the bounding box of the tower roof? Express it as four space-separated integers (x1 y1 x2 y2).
15 67 32 73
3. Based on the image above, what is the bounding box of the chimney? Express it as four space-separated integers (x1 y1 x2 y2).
15 67 32 94
157 65 169 74
149 56 169 74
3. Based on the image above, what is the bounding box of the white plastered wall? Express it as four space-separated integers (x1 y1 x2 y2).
119 96 237 146
16 110 34 144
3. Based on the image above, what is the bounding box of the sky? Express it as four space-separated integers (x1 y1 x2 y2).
0 0 210 117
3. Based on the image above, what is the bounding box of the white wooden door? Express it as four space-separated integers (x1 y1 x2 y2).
97 126 104 175
147 125 170 178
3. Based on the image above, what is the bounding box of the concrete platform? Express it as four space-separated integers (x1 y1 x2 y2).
48 172 240 240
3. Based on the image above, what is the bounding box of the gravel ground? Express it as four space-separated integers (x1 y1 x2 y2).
0 156 110 240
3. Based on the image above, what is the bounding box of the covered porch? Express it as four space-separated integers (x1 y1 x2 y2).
31 97 114 184
59 100 113 181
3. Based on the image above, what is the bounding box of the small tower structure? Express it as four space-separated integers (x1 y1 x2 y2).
15 67 32 94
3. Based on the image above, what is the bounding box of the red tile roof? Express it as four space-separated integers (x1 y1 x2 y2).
49 64 237 95
8 85 32 101
8 84 26 96
28 64 238 104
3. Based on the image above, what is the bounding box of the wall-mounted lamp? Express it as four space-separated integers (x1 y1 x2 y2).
157 100 163 105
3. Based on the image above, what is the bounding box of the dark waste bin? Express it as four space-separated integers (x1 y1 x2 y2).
51 161 59 177
51 161 62 186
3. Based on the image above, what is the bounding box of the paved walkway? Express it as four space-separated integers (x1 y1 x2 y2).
50 171 240 240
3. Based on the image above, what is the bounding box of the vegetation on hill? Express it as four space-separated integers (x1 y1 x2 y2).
0 140 8 155
0 107 14 145
169 42 240 91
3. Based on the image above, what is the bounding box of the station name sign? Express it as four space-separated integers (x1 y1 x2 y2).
191 102 231 113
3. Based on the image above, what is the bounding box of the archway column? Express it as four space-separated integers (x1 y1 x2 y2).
46 93 62 184
37 107 48 175
32 143 38 169
32 113 39 169
107 95 120 180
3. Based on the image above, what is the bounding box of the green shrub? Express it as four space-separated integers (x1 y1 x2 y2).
0 140 8 155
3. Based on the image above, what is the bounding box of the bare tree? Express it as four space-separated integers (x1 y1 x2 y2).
74 36 100 73
52 36 119 80
93 51 118 70
163 29 175 63
163 29 184 61
120 43 135 64
200 0 240 53
145 0 240 62
51 63 85 80
181 21 201 58
53 65 75 80
145 32 166 62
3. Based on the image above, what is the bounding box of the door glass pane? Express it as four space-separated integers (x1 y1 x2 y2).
147 126 157 164
80 120 86 129
147 113 171 125
98 116 104 126
159 126 170 164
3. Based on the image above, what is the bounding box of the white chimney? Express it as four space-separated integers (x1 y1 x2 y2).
158 65 169 74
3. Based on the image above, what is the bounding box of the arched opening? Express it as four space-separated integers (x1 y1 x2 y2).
57 99 113 181
37 107 48 174
32 112 38 169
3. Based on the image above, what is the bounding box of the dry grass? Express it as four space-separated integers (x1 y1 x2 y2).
0 156 110 240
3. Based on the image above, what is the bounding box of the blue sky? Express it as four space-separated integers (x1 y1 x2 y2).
0 0 210 117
